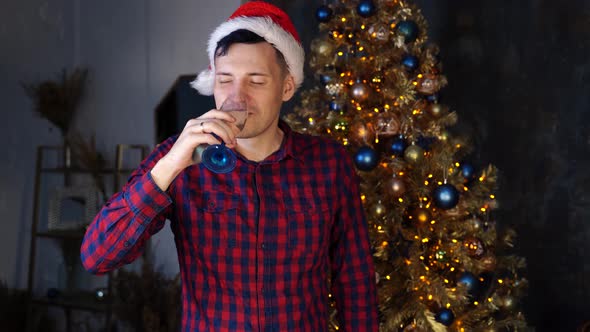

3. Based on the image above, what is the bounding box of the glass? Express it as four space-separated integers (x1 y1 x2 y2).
193 94 248 173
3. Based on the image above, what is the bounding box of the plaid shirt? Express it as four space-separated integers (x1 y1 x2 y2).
81 121 379 331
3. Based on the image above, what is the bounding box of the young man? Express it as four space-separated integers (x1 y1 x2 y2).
81 2 379 331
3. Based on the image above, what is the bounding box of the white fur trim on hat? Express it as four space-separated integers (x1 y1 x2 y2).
191 16 305 96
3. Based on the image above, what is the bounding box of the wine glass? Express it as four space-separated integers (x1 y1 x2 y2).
195 94 248 173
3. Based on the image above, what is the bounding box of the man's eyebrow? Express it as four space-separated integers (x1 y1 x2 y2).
216 72 270 77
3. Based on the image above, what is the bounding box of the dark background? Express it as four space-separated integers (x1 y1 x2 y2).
267 0 590 330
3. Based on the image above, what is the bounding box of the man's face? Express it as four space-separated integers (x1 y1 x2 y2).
213 42 295 139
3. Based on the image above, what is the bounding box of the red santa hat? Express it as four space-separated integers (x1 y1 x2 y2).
191 1 305 96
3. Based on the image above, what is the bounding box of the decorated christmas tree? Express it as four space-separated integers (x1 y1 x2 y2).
284 0 529 330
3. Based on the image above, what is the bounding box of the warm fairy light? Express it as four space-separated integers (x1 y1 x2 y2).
359 46 364 51
428 174 433 178
348 33 353 38
490 194 496 199
428 294 433 300
375 138 380 143
424 266 430 271
361 24 366 29
308 117 315 125
412 81 418 86
399 172 405 176
382 241 388 247
385 104 391 110
463 187 469 192
348 80 354 85
419 256 424 260
386 275 391 280
422 238 429 243
437 181 443 185
481 207 487 212
446 303 451 308
444 279 449 284
377 226 382 230
340 73 346 77
455 162 460 167
474 301 479 306
338 51 344 56
456 144 462 148
356 106 362 111
498 279 504 284
449 167 454 173
488 298 493 302
398 198 404 203
374 108 380 112
399 96 405 100
424 181 429 185
452 239 458 243
417 74 423 78
419 296 424 300
405 259 412 265
431 220 436 225
450 267 455 272
361 195 366 201
412 109 420 115
414 236 420 240
479 176 486 182
341 17 346 22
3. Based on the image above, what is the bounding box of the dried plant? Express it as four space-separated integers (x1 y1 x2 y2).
68 130 107 199
22 67 89 137
112 255 181 332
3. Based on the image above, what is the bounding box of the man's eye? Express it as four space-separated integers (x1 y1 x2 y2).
252 81 265 85
219 80 231 84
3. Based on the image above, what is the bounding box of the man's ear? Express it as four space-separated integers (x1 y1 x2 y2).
282 74 296 102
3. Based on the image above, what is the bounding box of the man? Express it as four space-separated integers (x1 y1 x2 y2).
81 2 379 331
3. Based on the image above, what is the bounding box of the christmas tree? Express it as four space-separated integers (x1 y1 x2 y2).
284 0 529 330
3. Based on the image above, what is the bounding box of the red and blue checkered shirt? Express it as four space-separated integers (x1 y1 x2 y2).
81 121 379 331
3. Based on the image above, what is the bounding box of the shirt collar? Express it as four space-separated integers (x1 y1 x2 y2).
278 119 313 164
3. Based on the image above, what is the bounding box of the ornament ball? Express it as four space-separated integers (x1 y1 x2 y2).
315 5 333 22
435 309 455 326
433 184 460 209
390 136 408 156
404 144 425 164
356 0 376 18
401 55 419 71
461 163 476 181
351 81 370 102
354 146 379 171
396 20 419 43
390 177 406 197
457 271 479 294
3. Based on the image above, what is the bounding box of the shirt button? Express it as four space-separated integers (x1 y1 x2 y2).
261 243 266 249
124 241 130 247
208 201 216 208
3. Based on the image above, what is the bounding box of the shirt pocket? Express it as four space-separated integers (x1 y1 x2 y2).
286 201 330 259
195 190 240 248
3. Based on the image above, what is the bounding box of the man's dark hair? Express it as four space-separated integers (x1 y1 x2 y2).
215 29 288 75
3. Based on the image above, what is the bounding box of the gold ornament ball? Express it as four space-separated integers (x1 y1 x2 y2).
404 145 424 164
373 201 386 216
429 103 444 117
311 39 334 57
351 82 370 102
389 177 406 197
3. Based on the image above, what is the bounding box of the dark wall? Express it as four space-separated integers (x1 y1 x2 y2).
432 1 590 330
268 0 590 330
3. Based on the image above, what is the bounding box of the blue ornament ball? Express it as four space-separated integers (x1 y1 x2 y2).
416 136 436 151
457 271 479 294
329 101 343 112
396 20 419 43
425 93 440 103
320 74 333 85
354 146 379 171
356 0 376 18
316 5 333 23
435 309 455 326
390 136 407 156
433 184 460 209
401 55 419 71
460 163 476 181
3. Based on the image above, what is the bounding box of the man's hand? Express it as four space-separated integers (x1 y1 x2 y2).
150 109 240 190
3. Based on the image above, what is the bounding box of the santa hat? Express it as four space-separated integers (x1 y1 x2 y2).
191 1 305 96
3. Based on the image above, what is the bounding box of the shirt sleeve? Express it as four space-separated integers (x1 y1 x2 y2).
329 145 379 331
80 136 177 274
